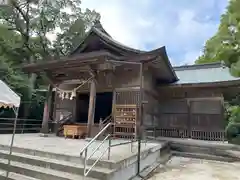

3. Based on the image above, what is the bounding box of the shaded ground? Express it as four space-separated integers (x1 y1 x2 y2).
149 157 240 180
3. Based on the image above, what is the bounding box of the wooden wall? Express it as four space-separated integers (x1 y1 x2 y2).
63 67 141 93
156 87 225 141
52 64 226 141
53 66 141 123
142 70 159 128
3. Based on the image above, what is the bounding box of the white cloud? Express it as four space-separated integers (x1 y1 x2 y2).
81 0 227 65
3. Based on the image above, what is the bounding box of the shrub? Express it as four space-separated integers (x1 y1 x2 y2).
225 105 240 142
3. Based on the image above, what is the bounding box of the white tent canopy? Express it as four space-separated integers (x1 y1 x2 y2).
0 80 21 178
0 80 21 108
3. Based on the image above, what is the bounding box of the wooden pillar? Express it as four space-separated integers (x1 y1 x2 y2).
187 99 191 138
87 79 97 137
41 84 53 135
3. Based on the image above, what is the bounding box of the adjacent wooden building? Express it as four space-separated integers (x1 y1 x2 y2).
23 21 240 141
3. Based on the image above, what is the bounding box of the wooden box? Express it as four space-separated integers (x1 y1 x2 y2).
63 125 85 139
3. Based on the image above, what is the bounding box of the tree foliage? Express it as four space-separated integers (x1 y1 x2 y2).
195 0 240 143
196 0 240 77
225 95 240 143
0 0 100 118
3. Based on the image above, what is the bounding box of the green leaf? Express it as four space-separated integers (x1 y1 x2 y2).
0 0 101 118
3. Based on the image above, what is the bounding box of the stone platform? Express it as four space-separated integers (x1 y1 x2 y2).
0 134 169 180
156 137 240 162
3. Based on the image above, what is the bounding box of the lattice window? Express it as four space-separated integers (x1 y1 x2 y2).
115 90 140 104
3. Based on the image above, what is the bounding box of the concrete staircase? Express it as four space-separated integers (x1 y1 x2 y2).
0 142 170 180
0 149 105 180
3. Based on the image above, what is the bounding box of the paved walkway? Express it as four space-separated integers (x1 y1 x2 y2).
0 133 159 162
149 157 240 180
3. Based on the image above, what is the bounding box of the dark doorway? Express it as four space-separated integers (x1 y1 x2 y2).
94 92 113 123
76 93 89 123
75 92 113 124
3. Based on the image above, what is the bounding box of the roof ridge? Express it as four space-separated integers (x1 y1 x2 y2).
93 20 111 37
174 62 225 71
93 27 145 54
70 20 145 55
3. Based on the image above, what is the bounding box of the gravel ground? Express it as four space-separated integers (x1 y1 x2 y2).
148 156 240 180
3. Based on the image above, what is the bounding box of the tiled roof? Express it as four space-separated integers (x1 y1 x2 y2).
174 62 240 84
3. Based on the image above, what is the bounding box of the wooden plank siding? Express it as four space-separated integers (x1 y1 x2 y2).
156 87 225 141
52 61 226 141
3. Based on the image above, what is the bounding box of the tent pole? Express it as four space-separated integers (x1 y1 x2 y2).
6 106 19 178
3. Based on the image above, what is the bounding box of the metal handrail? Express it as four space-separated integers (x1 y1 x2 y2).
80 122 112 156
80 122 112 180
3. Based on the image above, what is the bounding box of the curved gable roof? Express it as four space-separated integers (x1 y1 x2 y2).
70 21 145 56
23 21 178 83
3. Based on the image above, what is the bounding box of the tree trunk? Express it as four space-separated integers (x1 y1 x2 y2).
23 56 37 118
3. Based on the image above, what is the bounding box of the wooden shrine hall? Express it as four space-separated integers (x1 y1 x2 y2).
23 21 240 141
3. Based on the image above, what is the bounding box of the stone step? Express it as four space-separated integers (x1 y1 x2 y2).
170 143 240 162
0 158 98 180
0 172 40 180
0 144 83 164
0 141 166 180
170 140 240 151
0 150 112 180
130 144 172 180
0 143 162 170
172 151 236 162
130 161 161 180
0 144 116 169
226 150 240 159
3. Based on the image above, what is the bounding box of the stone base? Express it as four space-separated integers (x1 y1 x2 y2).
39 133 49 137
0 134 168 180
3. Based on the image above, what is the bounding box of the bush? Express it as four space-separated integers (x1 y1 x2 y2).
229 135 240 145
225 105 240 142
226 122 240 140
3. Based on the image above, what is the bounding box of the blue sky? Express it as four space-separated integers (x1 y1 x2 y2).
81 0 228 65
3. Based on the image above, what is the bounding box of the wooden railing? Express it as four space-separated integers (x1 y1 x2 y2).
0 118 55 134
57 114 73 136
191 130 225 141
99 114 112 131
152 128 225 141
58 113 73 124
156 128 189 138
98 115 112 140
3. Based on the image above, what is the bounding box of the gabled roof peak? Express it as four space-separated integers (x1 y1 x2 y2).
92 20 111 37
70 20 144 55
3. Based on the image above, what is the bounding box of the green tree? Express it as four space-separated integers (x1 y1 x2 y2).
0 0 100 118
196 0 240 77
195 0 240 143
